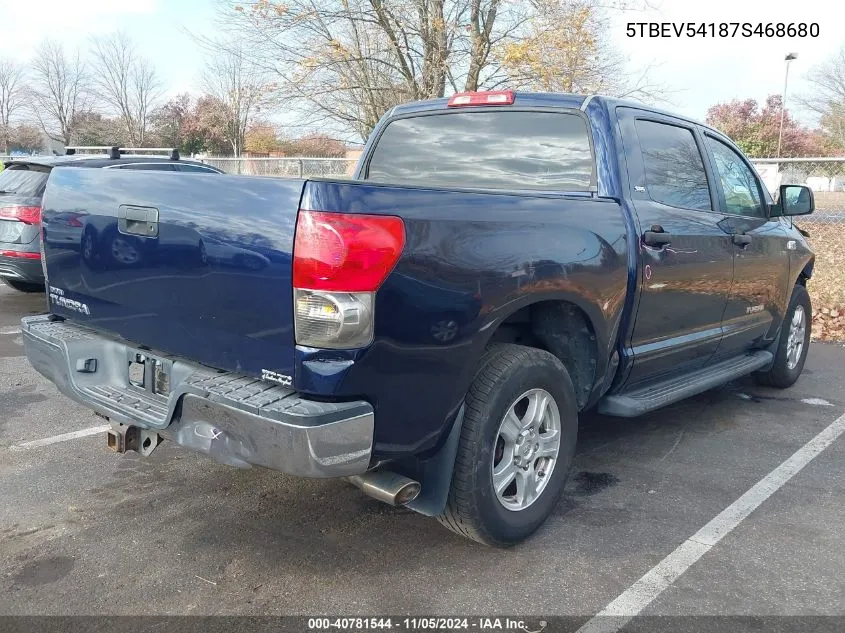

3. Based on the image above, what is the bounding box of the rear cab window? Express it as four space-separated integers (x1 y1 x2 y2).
364 110 595 192
0 164 51 197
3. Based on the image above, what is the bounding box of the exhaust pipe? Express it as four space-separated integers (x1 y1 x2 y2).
346 471 421 506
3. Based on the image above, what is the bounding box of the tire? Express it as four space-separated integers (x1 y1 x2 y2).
2 278 44 293
754 284 811 388
437 344 578 547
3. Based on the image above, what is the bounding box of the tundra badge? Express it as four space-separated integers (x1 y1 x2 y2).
48 286 91 316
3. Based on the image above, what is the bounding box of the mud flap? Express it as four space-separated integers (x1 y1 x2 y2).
403 405 465 516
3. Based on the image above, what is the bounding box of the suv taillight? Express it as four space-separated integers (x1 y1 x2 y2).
0 205 41 225
293 210 404 349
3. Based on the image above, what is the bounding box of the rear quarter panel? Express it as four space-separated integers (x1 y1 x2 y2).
299 180 629 457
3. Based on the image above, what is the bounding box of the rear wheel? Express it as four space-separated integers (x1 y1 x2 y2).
754 284 811 388
2 278 44 293
437 344 578 546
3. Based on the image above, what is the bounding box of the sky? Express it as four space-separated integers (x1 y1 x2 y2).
0 0 218 95
0 0 842 128
606 0 844 125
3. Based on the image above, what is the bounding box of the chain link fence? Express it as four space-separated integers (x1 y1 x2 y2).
197 157 358 178
752 158 845 340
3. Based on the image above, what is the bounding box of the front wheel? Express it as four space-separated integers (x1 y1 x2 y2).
437 344 578 546
754 284 811 388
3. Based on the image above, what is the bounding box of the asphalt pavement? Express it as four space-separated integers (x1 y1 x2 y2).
1 281 843 621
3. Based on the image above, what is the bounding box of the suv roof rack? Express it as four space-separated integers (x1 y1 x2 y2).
65 146 181 161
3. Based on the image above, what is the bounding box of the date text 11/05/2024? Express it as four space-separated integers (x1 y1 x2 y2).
627 22 819 38
307 618 548 632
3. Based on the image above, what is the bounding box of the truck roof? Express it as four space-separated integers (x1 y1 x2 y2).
390 91 709 131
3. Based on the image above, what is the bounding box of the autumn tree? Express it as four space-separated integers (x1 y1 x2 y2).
147 94 235 155
8 124 43 154
185 96 231 155
802 45 845 153
150 93 195 150
502 0 658 98
0 58 27 154
706 95 820 158
29 40 88 145
281 134 347 157
90 32 162 146
245 122 280 154
71 111 128 146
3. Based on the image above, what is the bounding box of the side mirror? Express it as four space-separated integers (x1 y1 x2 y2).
777 184 814 216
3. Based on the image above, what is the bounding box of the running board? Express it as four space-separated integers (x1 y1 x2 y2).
598 351 773 417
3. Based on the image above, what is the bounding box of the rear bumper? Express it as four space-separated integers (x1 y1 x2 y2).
0 253 44 283
21 315 374 477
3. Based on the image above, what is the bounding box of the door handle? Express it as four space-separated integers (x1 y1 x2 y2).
643 230 672 247
732 234 752 247
118 205 159 237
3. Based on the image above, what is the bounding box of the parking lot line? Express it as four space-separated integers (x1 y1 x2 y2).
9 424 111 451
0 326 21 335
577 410 845 633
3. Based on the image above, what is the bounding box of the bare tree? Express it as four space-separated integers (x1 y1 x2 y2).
89 32 163 146
28 40 88 145
213 0 527 139
202 44 274 156
0 58 27 154
802 46 845 152
214 0 650 140
464 0 502 92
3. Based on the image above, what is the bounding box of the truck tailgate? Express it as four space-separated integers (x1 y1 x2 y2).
41 167 305 380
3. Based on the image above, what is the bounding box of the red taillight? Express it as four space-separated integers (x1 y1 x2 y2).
0 250 40 259
447 90 515 107
293 211 405 292
0 205 41 225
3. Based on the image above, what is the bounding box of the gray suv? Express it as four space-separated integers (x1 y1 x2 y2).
0 147 221 292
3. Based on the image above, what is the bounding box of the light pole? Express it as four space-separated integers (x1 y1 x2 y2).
777 52 798 158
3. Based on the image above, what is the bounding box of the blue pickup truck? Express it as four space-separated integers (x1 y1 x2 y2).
23 91 816 546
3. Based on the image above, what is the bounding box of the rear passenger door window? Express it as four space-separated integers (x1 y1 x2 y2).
635 120 711 211
704 136 764 217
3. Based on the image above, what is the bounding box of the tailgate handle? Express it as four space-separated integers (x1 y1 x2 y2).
118 205 159 237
